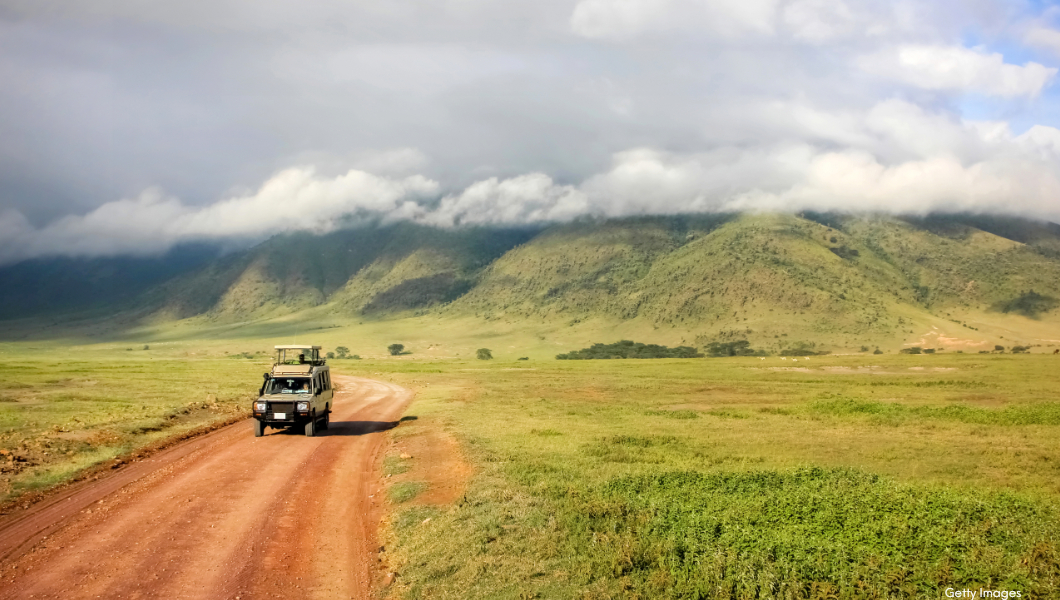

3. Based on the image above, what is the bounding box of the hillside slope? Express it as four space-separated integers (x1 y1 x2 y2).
442 212 1060 351
136 224 537 324
2 213 1059 351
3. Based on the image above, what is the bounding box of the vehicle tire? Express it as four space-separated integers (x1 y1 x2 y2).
254 419 264 437
321 410 330 431
305 413 316 437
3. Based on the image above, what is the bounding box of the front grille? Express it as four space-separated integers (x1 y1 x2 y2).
268 402 295 421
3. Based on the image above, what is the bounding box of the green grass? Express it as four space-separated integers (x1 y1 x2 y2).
390 481 428 503
0 344 265 503
364 353 1060 599
557 469 1055 598
1 331 1060 598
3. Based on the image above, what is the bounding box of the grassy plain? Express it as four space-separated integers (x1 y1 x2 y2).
1 332 1059 598
0 342 267 504
364 353 1060 599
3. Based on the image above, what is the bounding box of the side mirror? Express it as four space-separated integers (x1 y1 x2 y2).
262 372 269 380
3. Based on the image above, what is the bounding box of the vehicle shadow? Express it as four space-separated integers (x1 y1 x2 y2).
324 420 400 436
265 415 417 437
324 415 417 436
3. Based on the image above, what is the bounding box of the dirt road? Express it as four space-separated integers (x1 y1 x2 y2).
0 375 412 600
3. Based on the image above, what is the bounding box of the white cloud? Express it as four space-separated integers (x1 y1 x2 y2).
580 146 812 215
0 168 438 264
8 114 1060 265
1025 26 1060 55
782 0 855 43
5 0 1060 266
422 174 591 227
569 0 778 40
859 44 1057 97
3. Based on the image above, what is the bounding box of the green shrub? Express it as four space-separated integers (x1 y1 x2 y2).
388 343 405 356
780 341 826 356
705 339 761 357
476 348 493 360
900 347 922 354
557 340 702 360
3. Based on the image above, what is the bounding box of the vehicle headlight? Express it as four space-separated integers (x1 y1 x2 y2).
255 402 267 411
296 401 309 411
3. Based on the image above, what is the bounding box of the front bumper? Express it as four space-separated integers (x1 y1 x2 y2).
253 399 312 423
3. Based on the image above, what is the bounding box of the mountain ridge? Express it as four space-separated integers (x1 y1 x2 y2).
2 213 1059 351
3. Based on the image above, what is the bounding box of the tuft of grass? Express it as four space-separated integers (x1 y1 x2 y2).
383 454 410 476
809 397 1060 425
644 409 699 419
389 481 428 503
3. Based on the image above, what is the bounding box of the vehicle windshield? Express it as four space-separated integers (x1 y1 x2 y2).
266 377 311 395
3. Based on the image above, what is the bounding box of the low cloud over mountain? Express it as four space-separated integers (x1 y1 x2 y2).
4 0 1060 263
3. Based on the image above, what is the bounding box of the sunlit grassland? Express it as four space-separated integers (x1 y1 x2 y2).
362 353 1060 599
0 342 267 504
1 334 1059 597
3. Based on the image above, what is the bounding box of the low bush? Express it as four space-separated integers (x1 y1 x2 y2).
557 340 702 360
705 339 764 357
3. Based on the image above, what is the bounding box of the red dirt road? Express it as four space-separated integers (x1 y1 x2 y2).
0 375 412 600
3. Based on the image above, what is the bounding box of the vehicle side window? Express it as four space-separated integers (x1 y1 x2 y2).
325 372 331 390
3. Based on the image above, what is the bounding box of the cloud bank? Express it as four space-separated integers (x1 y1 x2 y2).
5 97 1060 264
3 0 1060 263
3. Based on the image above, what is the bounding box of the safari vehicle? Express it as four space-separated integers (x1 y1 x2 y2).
253 345 334 437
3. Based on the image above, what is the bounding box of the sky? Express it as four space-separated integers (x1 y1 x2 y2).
3 0 1060 263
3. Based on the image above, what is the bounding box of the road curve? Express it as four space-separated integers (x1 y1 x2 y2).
0 375 412 600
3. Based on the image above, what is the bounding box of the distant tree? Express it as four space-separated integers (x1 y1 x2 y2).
900 347 922 354
1011 345 1030 353
706 340 756 357
859 346 869 352
326 351 335 359
335 346 349 359
351 355 361 360
557 340 703 360
476 348 493 360
994 345 1005 352
518 357 529 361
388 344 405 356
143 345 149 350
923 348 936 354
873 348 883 354
779 341 823 356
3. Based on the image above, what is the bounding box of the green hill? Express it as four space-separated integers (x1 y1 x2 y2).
3 213 1060 353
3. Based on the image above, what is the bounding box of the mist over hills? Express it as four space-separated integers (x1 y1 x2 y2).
3 212 1059 352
